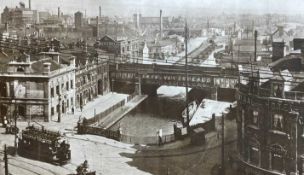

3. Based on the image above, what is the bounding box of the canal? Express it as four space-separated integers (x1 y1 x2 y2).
111 88 208 137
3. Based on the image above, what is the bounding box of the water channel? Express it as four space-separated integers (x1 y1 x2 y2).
111 89 208 137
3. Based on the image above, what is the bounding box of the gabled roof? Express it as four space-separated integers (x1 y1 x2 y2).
99 35 116 43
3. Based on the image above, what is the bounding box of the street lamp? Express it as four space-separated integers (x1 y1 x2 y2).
58 94 62 122
12 82 22 155
291 110 301 175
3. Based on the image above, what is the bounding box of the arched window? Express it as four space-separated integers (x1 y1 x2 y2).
272 113 284 131
248 138 260 166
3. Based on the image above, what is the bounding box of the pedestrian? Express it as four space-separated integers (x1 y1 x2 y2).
158 135 162 146
217 130 220 140
3 116 7 128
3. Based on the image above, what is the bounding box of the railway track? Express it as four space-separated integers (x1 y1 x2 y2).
0 151 71 175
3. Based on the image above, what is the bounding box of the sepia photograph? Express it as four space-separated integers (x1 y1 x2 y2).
0 0 304 174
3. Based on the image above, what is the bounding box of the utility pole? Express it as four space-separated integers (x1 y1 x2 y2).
185 19 190 131
4 144 8 175
58 94 62 122
254 30 257 62
13 84 20 155
295 112 299 175
221 112 225 175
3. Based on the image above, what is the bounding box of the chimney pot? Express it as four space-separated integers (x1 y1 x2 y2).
43 62 51 74
69 56 75 67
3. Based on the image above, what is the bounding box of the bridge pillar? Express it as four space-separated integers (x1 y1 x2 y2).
210 86 218 101
111 78 115 92
135 76 142 95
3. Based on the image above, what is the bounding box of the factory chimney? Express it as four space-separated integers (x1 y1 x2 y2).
254 30 257 62
160 9 163 39
29 0 31 10
58 7 60 18
99 6 101 18
96 16 99 38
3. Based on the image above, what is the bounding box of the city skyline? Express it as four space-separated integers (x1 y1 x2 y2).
1 0 304 17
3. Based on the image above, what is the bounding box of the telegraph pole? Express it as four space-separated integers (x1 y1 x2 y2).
185 19 190 131
254 30 257 62
4 144 8 175
221 112 225 175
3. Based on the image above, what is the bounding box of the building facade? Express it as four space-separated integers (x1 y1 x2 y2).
74 11 83 30
236 64 304 175
0 53 76 122
95 35 141 63
1 6 35 27
75 57 110 109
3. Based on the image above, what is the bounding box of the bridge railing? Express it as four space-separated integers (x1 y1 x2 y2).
109 63 239 77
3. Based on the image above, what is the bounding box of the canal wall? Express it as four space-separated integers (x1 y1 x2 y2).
120 133 176 145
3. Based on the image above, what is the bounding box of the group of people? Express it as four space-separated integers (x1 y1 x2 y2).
2 116 18 134
2 115 8 128
76 160 92 175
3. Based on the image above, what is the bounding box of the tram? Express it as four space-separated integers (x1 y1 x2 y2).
18 125 71 165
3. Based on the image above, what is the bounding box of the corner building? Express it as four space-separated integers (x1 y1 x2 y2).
236 62 304 175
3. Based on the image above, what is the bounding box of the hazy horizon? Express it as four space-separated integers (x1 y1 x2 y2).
0 0 304 17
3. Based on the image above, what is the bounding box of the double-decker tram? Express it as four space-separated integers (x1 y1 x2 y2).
18 125 71 165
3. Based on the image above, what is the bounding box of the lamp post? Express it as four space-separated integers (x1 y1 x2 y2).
13 83 21 155
58 94 62 122
290 110 301 175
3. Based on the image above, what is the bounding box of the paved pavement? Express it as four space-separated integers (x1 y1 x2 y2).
16 93 129 134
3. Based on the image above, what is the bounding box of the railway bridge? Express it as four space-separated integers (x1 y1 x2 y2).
109 63 239 98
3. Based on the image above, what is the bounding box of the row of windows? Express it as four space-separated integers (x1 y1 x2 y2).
50 80 74 97
248 145 285 172
50 97 74 116
246 109 285 130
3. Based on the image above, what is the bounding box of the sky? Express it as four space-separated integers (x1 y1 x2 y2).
0 0 304 17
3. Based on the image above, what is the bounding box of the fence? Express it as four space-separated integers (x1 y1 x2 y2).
120 133 176 145
83 99 125 125
126 93 136 102
77 124 120 141
83 93 138 126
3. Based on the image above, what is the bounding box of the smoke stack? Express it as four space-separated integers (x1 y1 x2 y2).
96 16 99 38
99 6 101 18
29 0 31 10
272 42 285 62
160 9 163 39
137 12 140 29
254 30 257 62
58 7 60 18
5 22 8 32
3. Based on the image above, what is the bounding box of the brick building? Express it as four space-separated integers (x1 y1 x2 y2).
61 48 110 109
236 58 304 174
95 35 141 63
